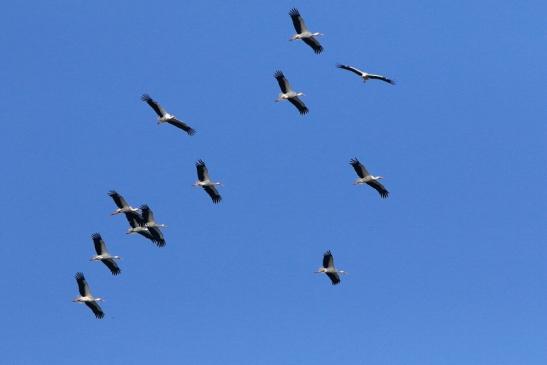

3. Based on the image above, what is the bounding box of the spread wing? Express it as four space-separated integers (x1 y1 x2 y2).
289 8 308 33
349 158 369 178
102 259 121 276
196 160 210 182
367 180 389 198
288 96 309 115
167 118 196 135
337 64 364 76
85 301 104 319
108 191 128 209
323 250 334 269
326 272 341 285
203 185 222 204
141 94 167 117
368 74 395 85
302 37 323 54
75 272 91 297
274 70 291 94
91 233 107 255
148 226 166 247
140 204 155 225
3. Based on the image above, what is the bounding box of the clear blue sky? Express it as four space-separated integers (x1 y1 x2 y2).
1 1 546 364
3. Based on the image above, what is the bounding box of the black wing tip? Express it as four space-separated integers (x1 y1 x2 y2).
139 204 149 210
349 157 360 165
111 268 121 276
331 280 341 286
274 70 284 79
91 233 101 240
387 79 396 85
95 312 105 319
336 63 345 68
141 94 152 102
212 196 222 204
186 128 196 136
299 107 309 115
314 46 324 54
75 272 84 280
107 190 118 196
324 250 332 256
196 159 206 167
380 191 390 198
154 239 166 248
289 8 300 16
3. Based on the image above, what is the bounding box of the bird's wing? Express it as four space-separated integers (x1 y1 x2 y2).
349 158 369 178
367 180 389 198
323 250 334 269
108 190 128 209
274 70 291 93
148 226 166 247
289 8 308 33
367 74 395 84
196 160 210 182
103 259 121 276
336 64 364 76
75 272 91 297
138 229 155 241
139 204 155 224
124 211 141 228
85 301 104 319
167 118 196 135
141 94 167 117
91 233 108 255
288 96 309 115
326 272 341 285
302 37 323 54
203 185 222 204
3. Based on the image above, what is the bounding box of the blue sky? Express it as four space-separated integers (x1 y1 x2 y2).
1 0 546 364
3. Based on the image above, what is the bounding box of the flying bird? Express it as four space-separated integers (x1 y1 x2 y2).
349 158 389 198
90 233 121 275
139 204 166 246
315 251 347 285
141 94 196 136
274 71 308 115
108 190 139 216
125 210 165 247
194 160 222 203
73 272 104 319
337 64 395 85
288 8 324 54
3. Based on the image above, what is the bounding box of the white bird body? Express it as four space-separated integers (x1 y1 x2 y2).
108 191 139 216
353 175 383 185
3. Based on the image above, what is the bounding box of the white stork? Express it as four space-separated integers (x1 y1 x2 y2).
125 210 165 247
108 190 138 216
350 158 389 198
337 64 395 85
141 94 196 136
90 233 121 275
194 159 222 204
288 8 324 54
73 272 104 319
274 71 309 115
315 250 347 285
139 204 166 245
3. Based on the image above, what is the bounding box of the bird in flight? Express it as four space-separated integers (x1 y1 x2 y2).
194 159 222 203
337 64 395 85
72 272 105 319
288 8 324 54
274 71 309 115
315 250 347 285
141 94 196 135
349 157 389 198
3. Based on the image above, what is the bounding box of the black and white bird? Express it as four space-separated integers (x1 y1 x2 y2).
194 159 222 203
349 158 389 198
337 64 395 85
90 233 121 276
125 210 165 247
288 8 324 54
141 94 196 136
72 272 104 319
315 251 347 285
139 204 166 245
274 71 309 115
108 190 139 216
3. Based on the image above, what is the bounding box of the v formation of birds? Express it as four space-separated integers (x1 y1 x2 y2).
72 8 395 319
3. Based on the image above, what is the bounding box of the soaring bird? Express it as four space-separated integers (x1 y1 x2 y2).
125 210 165 247
349 158 389 198
288 8 324 54
73 272 104 319
274 71 308 115
139 204 166 246
108 190 139 216
141 94 196 136
337 64 395 85
194 159 222 203
90 233 121 276
315 251 347 285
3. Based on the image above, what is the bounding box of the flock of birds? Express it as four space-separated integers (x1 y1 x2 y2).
72 8 395 319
